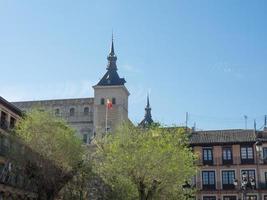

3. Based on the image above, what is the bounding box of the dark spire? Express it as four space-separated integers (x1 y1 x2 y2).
139 94 154 128
147 95 150 108
96 35 126 86
107 34 117 70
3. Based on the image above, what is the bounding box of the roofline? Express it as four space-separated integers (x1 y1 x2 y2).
189 141 256 146
12 97 94 103
193 129 255 133
0 96 22 116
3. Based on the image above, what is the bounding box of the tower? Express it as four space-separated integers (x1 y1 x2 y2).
93 37 130 135
139 95 154 128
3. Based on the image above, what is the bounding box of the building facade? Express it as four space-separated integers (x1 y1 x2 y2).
190 129 267 200
0 96 37 199
13 38 129 143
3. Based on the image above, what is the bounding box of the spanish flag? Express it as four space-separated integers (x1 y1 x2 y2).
106 99 113 109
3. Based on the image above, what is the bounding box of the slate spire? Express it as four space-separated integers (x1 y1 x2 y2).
139 94 154 128
107 34 117 70
96 35 126 86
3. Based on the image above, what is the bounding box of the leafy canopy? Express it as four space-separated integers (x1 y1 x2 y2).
92 124 197 200
15 109 84 172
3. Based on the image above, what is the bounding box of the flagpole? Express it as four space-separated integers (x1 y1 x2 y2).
105 100 108 134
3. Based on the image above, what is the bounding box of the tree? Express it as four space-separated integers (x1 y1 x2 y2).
12 109 85 200
92 124 197 200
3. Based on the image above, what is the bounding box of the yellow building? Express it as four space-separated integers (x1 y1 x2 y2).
190 129 267 200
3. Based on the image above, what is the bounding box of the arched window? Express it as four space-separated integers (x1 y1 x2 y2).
70 108 75 116
84 107 89 116
55 108 60 116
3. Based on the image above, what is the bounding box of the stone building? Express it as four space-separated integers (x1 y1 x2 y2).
13 38 129 143
0 96 37 199
190 129 267 200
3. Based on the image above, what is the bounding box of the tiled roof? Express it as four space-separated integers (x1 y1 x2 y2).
96 70 126 86
189 129 265 145
0 96 22 116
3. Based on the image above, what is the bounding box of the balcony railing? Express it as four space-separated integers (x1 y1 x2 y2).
202 184 216 190
222 159 233 165
240 158 255 164
196 181 267 191
195 156 266 166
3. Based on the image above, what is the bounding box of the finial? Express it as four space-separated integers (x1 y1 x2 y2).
107 33 117 70
147 94 150 108
110 33 115 56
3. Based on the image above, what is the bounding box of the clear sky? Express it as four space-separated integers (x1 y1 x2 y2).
0 0 267 130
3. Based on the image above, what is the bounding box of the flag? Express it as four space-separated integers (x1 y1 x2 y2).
106 99 112 109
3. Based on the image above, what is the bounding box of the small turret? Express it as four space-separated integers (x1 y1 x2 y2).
139 95 154 128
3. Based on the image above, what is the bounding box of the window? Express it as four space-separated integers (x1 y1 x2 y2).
222 170 235 189
202 171 216 190
241 170 256 189
240 146 254 164
101 98 105 105
222 147 233 164
203 147 213 165
70 108 75 116
55 108 60 116
84 107 89 116
112 98 116 105
265 172 267 189
263 147 267 163
9 117 16 129
203 197 216 200
83 134 88 144
0 111 8 130
246 195 257 200
223 197 236 200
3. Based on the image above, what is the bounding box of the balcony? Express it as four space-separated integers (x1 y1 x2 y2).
202 184 216 190
203 160 214 166
259 182 267 190
0 120 8 130
222 184 235 190
222 159 233 165
241 158 255 164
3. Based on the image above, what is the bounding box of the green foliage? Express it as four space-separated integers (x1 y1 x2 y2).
92 124 197 200
15 109 84 172
60 154 93 200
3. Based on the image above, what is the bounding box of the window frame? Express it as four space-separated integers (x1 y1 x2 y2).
112 98 116 105
222 146 233 165
202 170 216 190
241 169 256 189
69 108 75 116
100 98 105 105
203 147 213 165
240 145 254 164
222 170 235 190
263 147 267 164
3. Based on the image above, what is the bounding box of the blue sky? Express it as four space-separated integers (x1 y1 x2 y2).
0 0 267 130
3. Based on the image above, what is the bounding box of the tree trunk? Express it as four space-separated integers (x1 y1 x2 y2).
138 181 146 200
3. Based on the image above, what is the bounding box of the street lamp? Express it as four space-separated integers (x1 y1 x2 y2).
233 172 256 200
255 139 263 154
